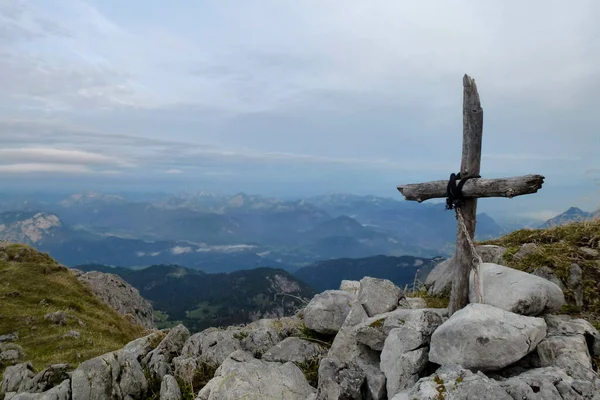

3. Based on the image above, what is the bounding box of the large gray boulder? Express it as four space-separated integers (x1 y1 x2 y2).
1 363 35 395
160 375 182 400
304 290 355 335
429 304 547 370
197 350 315 400
73 270 154 329
262 337 328 364
71 351 148 400
469 263 565 316
358 277 403 317
143 324 190 380
392 364 512 400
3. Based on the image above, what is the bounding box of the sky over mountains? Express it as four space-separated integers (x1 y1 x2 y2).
1 0 599 218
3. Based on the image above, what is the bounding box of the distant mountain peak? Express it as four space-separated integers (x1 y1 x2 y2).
540 207 592 228
0 211 63 244
60 192 124 207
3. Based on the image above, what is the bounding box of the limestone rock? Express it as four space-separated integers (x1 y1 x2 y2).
239 326 283 358
1 363 35 395
323 301 386 399
537 335 596 383
121 331 166 362
568 263 584 308
246 316 304 338
380 329 429 397
61 330 80 340
476 245 507 264
544 314 600 357
262 337 327 364
513 243 539 261
74 270 154 329
197 350 315 400
160 374 182 400
499 366 598 400
429 304 547 370
340 280 360 295
0 343 25 366
394 364 512 400
469 263 565 316
316 358 365 400
71 351 148 400
144 324 190 380
43 312 66 326
6 379 71 400
20 364 71 394
532 266 566 290
425 258 454 296
181 327 242 367
354 308 443 351
358 277 403 317
0 332 18 343
304 290 355 335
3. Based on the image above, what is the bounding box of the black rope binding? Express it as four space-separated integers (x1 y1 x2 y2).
445 172 481 210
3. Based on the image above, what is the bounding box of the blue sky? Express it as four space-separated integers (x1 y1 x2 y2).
0 0 599 220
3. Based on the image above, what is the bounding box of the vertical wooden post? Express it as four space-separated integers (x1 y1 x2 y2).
448 75 484 316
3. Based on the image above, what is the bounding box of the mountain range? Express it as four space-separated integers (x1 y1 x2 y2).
0 191 508 273
74 263 314 332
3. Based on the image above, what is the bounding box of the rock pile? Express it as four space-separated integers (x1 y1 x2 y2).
2 264 599 399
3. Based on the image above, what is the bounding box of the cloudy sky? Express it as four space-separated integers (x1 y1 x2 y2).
1 0 599 219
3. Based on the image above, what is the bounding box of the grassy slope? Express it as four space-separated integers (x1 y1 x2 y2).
0 244 147 373
480 219 600 329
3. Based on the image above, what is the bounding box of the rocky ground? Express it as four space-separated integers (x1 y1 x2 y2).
2 250 600 399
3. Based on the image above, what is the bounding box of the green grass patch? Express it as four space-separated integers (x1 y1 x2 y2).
0 244 147 374
295 357 320 388
296 324 335 348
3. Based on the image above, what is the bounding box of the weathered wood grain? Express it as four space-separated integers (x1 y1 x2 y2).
448 74 484 316
397 174 545 202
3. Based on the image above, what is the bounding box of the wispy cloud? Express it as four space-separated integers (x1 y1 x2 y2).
0 163 92 174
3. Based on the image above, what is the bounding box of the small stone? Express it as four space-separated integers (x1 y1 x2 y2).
0 332 18 343
513 243 539 260
62 330 81 339
579 247 599 257
44 311 67 326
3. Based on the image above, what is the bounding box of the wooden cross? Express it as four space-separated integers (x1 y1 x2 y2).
396 74 545 316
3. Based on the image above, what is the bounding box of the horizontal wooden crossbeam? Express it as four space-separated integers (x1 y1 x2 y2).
397 174 545 203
